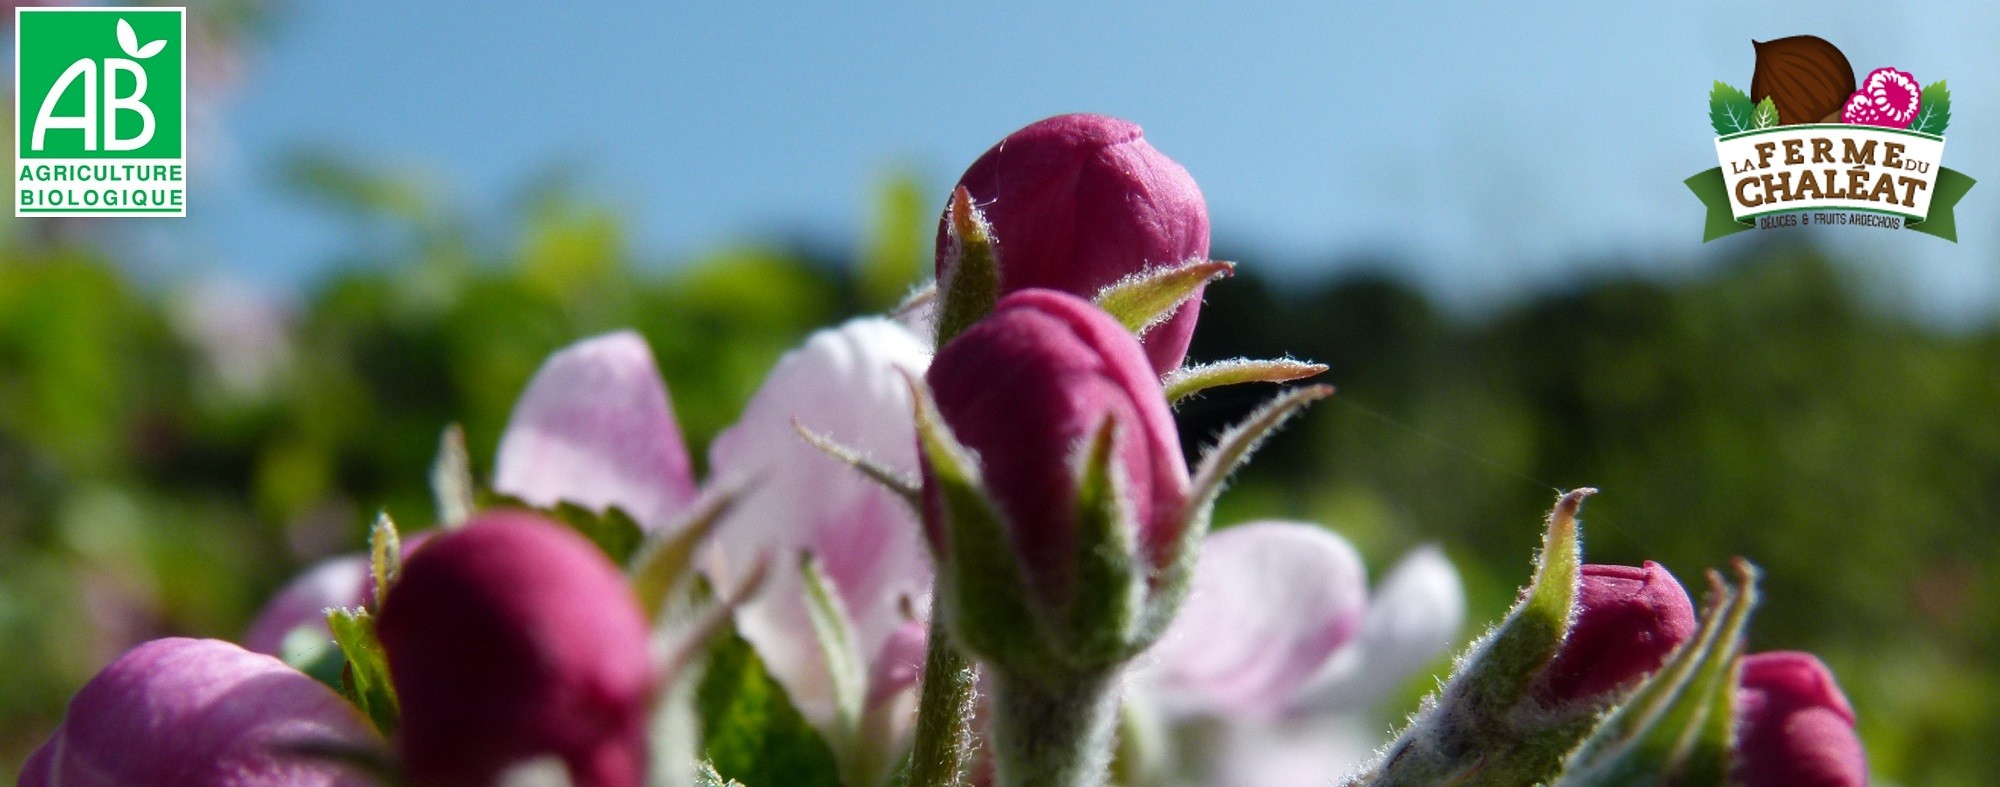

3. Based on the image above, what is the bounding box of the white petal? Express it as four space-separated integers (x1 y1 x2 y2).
1197 715 1385 787
1153 522 1369 718
1293 545 1465 715
705 317 934 728
493 331 696 531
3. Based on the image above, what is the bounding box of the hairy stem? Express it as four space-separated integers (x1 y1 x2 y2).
989 667 1121 787
907 606 978 787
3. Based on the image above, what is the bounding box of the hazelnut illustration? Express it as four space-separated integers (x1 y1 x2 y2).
1750 36 1855 125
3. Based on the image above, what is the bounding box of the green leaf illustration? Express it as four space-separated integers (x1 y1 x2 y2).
1752 97 1779 129
1912 80 1951 135
1709 81 1756 135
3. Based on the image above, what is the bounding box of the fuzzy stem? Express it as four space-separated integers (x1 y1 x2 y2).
989 667 1121 787
907 609 978 787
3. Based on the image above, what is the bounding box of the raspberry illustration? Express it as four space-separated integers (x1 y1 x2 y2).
1842 67 1921 128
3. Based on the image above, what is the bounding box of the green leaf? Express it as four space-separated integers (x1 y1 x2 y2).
1091 259 1235 337
698 627 843 787
1162 358 1328 404
1912 80 1951 135
1709 82 1756 135
327 607 400 735
1752 97 1780 129
483 491 648 566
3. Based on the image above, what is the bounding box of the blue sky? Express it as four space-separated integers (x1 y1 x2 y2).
163 1 2000 322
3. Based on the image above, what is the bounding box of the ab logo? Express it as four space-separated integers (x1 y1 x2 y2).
15 7 187 217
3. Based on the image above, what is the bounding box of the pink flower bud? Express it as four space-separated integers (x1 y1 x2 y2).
1734 651 1866 787
925 289 1189 608
376 511 654 787
20 637 380 787
939 114 1210 373
1534 562 1696 704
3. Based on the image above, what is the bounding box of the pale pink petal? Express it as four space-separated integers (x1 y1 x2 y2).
865 618 930 709
242 555 367 658
23 638 381 786
243 533 436 659
1154 522 1368 719
494 330 697 531
1294 545 1464 716
704 318 934 728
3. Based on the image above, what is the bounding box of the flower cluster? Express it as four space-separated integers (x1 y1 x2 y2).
24 114 1868 787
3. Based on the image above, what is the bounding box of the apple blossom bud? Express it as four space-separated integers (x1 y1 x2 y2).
925 288 1189 625
921 288 1193 787
939 114 1210 373
1534 562 1697 705
20 637 380 787
1734 651 1867 787
376 511 654 787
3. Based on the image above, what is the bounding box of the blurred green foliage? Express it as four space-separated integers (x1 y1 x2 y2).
0 166 1993 783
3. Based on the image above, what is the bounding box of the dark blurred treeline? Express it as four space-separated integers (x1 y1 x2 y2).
0 178 1993 782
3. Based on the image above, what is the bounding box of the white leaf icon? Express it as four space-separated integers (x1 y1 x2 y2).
116 19 166 59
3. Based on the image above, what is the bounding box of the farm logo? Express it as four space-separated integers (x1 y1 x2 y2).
1686 36 1975 241
14 7 186 217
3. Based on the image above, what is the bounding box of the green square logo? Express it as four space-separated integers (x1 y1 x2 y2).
15 7 187 217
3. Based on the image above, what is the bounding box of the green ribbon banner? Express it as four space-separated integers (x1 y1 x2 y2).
1686 167 1976 242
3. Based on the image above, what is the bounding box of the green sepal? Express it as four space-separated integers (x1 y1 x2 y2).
630 486 743 620
906 372 1052 672
1092 259 1235 337
327 606 400 735
1142 385 1331 639
1162 358 1327 404
934 187 1000 346
794 417 921 508
694 761 746 787
1063 417 1147 664
1361 489 1590 787
800 552 867 768
430 423 476 529
366 510 400 612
